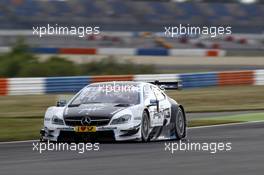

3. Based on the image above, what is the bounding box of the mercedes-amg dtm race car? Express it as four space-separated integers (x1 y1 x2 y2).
40 81 186 142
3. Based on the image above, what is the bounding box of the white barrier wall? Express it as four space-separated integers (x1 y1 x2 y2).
169 49 206 57
255 70 264 85
0 47 11 53
97 48 136 56
8 78 45 95
169 49 226 57
0 70 263 96
134 74 179 82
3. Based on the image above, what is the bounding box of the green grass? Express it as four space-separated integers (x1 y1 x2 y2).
167 85 264 112
188 112 264 127
196 112 264 122
188 120 241 127
0 118 42 141
0 95 56 117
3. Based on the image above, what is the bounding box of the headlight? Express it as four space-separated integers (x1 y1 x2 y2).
110 114 131 125
52 115 64 125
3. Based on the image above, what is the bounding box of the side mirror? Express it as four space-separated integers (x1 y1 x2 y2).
149 99 159 106
149 99 159 111
159 85 166 91
56 100 67 107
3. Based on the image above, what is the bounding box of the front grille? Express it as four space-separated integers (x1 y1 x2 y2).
64 116 110 126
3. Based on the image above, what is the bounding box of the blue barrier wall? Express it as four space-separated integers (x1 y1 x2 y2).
137 48 169 56
45 76 90 93
1 70 261 96
180 73 218 88
30 47 59 54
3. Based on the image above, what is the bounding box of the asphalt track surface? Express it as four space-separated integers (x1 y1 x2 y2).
0 122 264 175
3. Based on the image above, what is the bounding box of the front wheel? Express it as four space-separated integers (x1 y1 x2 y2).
174 108 186 140
141 111 150 142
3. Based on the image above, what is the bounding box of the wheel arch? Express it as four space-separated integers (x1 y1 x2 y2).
143 108 150 120
169 101 186 124
178 104 186 123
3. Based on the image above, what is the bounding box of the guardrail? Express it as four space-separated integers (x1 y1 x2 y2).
0 47 225 57
0 70 263 96
32 48 226 57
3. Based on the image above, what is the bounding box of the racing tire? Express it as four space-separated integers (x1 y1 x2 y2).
39 130 45 142
174 108 186 140
141 110 150 142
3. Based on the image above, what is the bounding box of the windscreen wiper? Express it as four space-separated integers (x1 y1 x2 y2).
68 104 81 107
115 103 131 107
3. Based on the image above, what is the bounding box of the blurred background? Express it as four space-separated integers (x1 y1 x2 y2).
0 0 263 141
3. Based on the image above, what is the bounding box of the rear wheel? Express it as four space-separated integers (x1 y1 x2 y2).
141 111 150 142
174 108 186 140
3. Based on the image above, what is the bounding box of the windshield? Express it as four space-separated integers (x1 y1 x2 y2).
70 83 140 105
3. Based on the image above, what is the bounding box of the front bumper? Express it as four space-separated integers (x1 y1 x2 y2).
40 124 141 142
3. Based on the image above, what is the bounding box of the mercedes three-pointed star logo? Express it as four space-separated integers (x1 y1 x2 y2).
81 116 91 125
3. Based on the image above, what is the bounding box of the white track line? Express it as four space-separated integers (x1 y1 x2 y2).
0 120 263 145
189 120 264 129
0 140 37 145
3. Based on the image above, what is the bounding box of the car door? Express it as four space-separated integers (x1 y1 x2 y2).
151 86 171 126
143 85 170 127
143 85 159 127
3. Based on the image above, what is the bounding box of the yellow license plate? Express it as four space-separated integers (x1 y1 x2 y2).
74 126 96 132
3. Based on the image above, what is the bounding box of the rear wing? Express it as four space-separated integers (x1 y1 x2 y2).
149 80 181 90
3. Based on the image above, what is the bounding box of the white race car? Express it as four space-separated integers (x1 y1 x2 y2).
40 81 186 142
